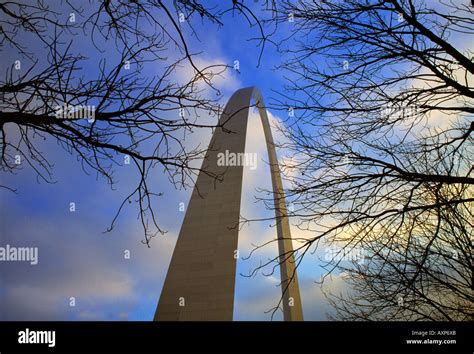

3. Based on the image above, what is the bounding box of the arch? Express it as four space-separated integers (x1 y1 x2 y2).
154 87 303 321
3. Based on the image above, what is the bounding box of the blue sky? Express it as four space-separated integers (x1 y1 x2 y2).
0 1 349 321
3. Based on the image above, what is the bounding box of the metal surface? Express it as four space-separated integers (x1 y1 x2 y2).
154 87 303 321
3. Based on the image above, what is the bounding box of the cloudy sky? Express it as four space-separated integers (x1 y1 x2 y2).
2 0 470 324
0 107 343 321
14 0 469 320
0 0 354 321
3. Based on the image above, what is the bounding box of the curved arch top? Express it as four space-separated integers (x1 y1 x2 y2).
154 87 303 321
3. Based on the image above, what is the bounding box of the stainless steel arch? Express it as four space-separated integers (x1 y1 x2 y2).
154 87 303 321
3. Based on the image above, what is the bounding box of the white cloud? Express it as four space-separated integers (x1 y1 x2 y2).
173 56 241 96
